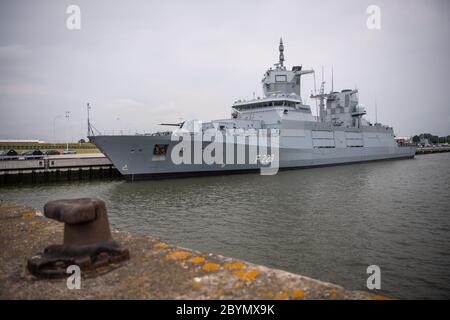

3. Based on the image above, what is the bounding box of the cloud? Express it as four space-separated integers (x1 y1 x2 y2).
0 83 52 96
0 0 449 140
0 44 31 61
106 98 145 110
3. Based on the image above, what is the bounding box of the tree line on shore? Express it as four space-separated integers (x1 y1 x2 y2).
412 133 450 144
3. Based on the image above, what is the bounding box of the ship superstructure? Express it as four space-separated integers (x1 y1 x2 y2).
90 39 415 180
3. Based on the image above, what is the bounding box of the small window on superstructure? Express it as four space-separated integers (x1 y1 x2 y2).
275 75 287 82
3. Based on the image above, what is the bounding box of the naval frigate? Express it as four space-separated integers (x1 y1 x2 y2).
89 39 416 180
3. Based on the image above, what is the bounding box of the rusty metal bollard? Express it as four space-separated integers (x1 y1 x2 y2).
27 198 129 278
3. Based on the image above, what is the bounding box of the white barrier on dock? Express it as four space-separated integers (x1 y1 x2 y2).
0 153 112 171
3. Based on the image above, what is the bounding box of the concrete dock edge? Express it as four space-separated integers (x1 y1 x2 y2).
0 202 388 300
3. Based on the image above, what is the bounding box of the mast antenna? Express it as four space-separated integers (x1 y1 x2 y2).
87 102 91 137
310 66 327 123
86 102 100 138
331 66 334 92
321 65 324 84
375 99 378 124
278 38 285 67
313 70 317 93
313 71 318 121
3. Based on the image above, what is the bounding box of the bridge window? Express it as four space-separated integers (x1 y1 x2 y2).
275 75 287 82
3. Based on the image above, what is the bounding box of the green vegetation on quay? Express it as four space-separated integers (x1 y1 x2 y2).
0 140 100 153
412 133 450 144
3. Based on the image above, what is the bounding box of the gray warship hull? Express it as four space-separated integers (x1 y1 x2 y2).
90 132 415 181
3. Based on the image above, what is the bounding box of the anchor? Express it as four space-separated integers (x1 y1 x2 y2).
27 198 129 278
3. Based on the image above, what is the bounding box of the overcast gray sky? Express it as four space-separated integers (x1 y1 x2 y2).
0 0 449 142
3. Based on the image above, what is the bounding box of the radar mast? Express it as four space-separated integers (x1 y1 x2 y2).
278 38 285 68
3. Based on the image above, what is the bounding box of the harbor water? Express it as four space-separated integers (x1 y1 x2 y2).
1 152 449 299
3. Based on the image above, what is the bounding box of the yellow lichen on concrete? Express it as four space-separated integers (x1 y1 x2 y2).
234 269 259 284
165 250 191 260
274 292 289 300
192 281 202 290
154 242 169 249
233 282 244 289
291 289 305 299
328 287 338 297
190 256 206 264
202 263 220 271
21 210 36 218
373 295 392 300
224 262 247 270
